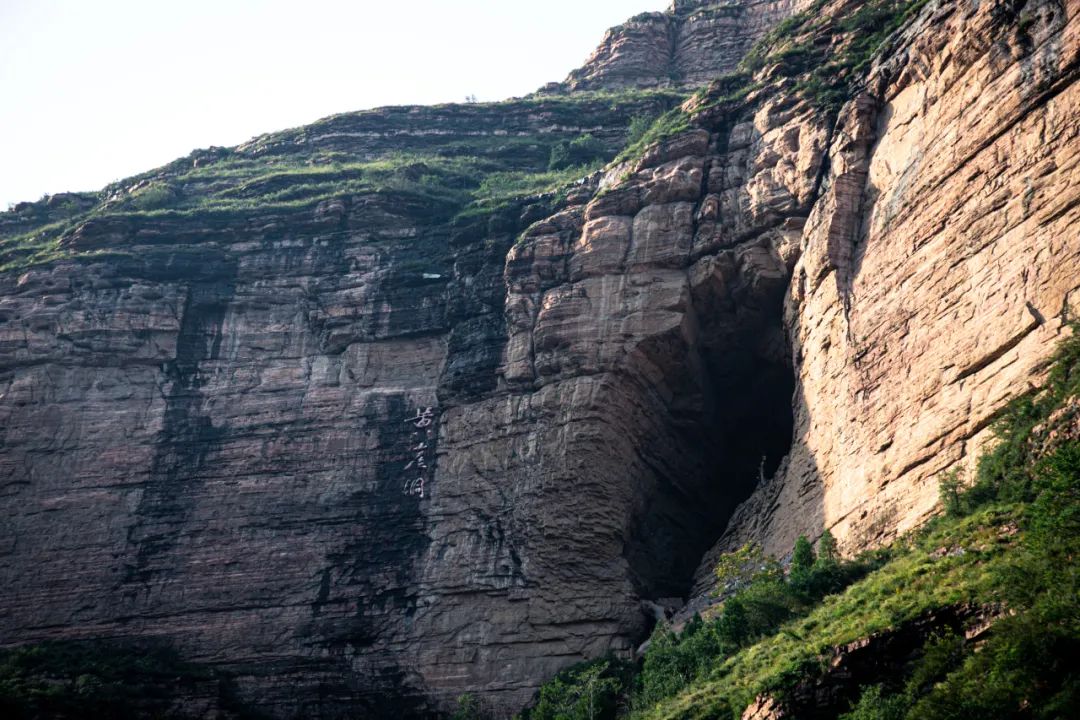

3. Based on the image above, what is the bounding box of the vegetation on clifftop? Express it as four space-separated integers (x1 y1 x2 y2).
515 327 1080 719
611 0 932 170
0 0 942 274
0 0 939 274
0 89 683 274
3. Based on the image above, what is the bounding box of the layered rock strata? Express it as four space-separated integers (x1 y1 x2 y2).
698 0 1080 585
559 0 813 91
0 0 1077 717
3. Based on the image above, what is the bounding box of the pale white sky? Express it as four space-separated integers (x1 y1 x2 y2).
0 0 667 209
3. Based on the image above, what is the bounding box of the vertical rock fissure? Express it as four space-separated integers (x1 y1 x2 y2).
124 261 238 587
623 237 796 610
692 246 795 567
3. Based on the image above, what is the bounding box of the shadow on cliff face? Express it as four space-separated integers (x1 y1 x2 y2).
303 394 435 720
124 249 239 585
623 242 796 604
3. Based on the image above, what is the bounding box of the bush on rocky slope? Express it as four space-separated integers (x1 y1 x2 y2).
520 328 1080 719
0 639 259 720
613 0 933 171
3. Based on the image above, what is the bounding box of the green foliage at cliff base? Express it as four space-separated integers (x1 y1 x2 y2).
518 328 1080 719
0 639 262 720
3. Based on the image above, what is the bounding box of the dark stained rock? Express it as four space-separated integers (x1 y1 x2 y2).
0 0 1077 718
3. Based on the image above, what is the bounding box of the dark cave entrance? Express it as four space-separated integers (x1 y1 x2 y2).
624 246 796 605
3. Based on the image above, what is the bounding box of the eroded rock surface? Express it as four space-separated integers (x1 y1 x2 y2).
702 0 1080 582
559 0 813 91
1 0 1078 717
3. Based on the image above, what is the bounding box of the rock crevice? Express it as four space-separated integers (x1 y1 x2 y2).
0 0 1078 717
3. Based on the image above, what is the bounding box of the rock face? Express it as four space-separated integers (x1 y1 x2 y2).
560 0 812 91
700 0 1080 575
1 0 1078 717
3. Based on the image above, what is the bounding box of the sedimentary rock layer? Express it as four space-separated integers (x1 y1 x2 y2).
559 0 812 91
701 0 1080 584
0 0 1077 717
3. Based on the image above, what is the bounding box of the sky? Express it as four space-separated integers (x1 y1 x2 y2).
0 0 668 209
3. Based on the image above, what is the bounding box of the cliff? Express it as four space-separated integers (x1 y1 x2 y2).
0 0 1077 717
556 0 813 91
702 0 1080 571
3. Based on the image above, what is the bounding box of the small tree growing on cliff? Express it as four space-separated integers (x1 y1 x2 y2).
526 657 632 720
625 114 654 146
548 133 606 171
713 543 795 647
714 595 749 647
451 693 482 720
791 535 816 573
938 468 966 517
789 534 816 590
797 529 854 599
817 529 839 564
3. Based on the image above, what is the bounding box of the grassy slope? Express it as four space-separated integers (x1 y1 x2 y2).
0 90 683 274
636 507 1020 719
516 327 1080 720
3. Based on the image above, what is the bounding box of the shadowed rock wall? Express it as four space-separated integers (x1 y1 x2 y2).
1 0 1078 717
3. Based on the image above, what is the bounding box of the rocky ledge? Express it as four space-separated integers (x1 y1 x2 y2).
0 0 1077 717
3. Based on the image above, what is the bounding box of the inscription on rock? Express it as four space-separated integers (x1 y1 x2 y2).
402 406 437 498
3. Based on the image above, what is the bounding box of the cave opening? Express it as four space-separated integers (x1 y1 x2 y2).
624 248 796 607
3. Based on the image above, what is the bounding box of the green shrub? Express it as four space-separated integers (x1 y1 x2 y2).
635 615 730 709
937 468 966 517
773 41 820 76
818 529 838 562
839 685 908 720
452 693 483 720
714 541 782 590
909 611 1080 719
789 535 816 586
549 134 607 171
0 640 223 720
624 115 655 147
613 107 692 165
128 182 177 211
523 657 634 720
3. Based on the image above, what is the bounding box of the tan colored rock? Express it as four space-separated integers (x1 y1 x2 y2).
1 1 1078 717
562 0 814 91
707 0 1080 571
